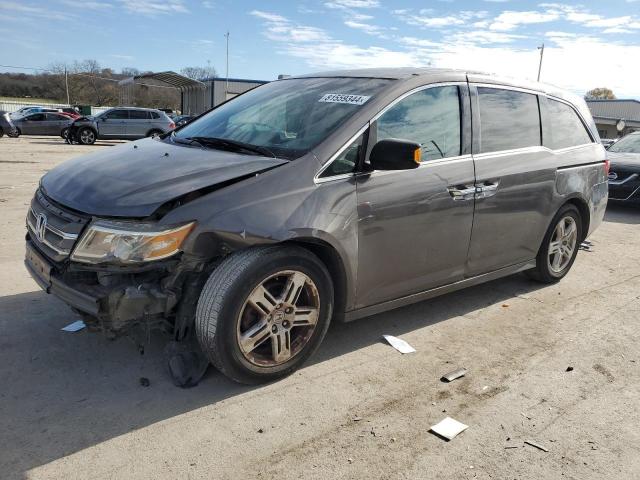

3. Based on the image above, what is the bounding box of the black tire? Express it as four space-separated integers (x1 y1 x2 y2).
78 127 96 145
526 204 582 283
195 245 334 384
60 127 69 139
0 127 4 138
146 129 162 137
14 128 21 137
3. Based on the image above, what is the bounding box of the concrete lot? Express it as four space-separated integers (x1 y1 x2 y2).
0 135 639 480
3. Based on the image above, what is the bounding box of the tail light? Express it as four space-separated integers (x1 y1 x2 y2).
169 122 175 130
604 159 610 175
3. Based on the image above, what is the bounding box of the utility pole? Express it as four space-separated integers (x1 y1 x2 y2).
537 43 544 82
224 31 229 98
64 66 70 105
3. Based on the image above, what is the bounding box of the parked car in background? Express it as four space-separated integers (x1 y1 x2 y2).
601 138 617 149
0 111 19 137
174 114 194 127
24 68 608 386
67 107 175 145
12 112 72 137
606 131 640 205
11 106 43 117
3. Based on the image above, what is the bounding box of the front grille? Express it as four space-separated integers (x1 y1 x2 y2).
609 167 640 200
26 189 89 262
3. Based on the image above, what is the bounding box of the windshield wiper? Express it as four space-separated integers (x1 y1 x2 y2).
185 136 276 158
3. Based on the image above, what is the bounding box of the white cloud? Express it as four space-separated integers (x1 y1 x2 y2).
489 11 560 31
116 0 188 15
411 15 466 27
344 20 384 36
59 0 111 9
251 9 640 97
325 0 379 8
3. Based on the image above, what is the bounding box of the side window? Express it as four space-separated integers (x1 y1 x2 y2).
150 111 160 119
130 110 151 120
477 87 541 153
544 99 592 149
28 114 45 121
376 86 461 162
105 110 129 120
320 133 364 178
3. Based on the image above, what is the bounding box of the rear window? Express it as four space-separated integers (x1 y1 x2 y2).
543 99 592 150
150 111 161 119
130 110 151 120
477 87 541 153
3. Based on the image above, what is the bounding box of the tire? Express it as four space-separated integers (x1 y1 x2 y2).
146 129 162 138
60 127 69 139
78 127 96 145
195 245 334 384
526 204 582 283
0 127 4 138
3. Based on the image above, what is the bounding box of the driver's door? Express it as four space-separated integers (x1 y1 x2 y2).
355 84 476 309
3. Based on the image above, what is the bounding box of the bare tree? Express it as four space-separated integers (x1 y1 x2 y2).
180 62 217 81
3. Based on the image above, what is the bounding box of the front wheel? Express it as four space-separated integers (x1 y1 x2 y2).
78 127 96 145
195 246 334 384
61 127 69 139
526 204 582 283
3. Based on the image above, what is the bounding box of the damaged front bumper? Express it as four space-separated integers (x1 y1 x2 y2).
25 239 203 336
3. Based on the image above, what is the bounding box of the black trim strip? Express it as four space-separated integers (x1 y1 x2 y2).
557 160 606 170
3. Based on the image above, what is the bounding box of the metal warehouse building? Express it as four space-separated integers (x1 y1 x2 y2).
586 99 640 139
181 77 268 115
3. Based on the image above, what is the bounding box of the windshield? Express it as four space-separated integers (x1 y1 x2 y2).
609 133 640 153
173 77 391 160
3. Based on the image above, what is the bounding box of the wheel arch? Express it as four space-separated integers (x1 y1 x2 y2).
283 237 350 322
146 128 163 137
563 196 590 241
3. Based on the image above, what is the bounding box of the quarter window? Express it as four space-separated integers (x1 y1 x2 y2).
543 99 592 150
477 87 541 153
376 86 461 162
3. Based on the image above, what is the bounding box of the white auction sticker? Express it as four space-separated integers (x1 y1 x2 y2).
319 93 371 105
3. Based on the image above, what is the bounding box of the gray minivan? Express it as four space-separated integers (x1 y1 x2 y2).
25 68 608 386
68 107 175 144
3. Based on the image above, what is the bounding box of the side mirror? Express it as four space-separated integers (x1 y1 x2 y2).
369 138 422 171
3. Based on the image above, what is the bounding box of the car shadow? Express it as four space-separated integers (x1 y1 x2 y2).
604 203 640 224
0 273 542 478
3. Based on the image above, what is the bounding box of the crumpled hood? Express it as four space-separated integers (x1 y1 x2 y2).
41 137 287 217
607 151 640 169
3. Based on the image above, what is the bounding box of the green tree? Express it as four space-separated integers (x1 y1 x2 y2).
585 88 616 100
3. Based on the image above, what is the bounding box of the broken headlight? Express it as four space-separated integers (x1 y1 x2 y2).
71 220 195 265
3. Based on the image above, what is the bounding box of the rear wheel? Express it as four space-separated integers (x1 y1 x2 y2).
195 245 334 384
0 127 4 138
526 204 582 283
147 129 162 137
78 127 96 145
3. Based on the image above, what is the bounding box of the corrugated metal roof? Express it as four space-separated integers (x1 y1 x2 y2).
586 99 640 122
127 71 205 89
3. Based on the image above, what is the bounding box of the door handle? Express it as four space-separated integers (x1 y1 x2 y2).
476 179 500 199
447 184 477 201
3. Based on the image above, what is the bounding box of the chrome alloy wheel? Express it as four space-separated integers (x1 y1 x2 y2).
80 129 95 144
548 216 578 274
236 270 320 367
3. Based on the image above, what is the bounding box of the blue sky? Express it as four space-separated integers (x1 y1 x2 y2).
1 0 640 97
